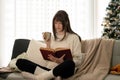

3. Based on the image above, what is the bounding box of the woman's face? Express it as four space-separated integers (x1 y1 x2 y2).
54 21 64 33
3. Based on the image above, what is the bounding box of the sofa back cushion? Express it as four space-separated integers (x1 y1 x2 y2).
111 40 120 67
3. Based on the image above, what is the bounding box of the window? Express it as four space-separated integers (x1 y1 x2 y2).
15 0 93 40
0 0 110 67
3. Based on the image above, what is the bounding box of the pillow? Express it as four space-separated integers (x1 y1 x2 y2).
8 52 27 71
110 64 120 75
26 39 48 67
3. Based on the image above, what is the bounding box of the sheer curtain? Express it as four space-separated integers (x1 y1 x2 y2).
95 0 110 37
15 0 93 40
0 0 110 67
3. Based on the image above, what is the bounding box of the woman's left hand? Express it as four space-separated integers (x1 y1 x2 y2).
48 54 65 64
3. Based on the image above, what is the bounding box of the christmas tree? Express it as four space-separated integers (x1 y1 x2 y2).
101 0 120 39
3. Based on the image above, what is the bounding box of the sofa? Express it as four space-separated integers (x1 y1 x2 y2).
0 39 120 80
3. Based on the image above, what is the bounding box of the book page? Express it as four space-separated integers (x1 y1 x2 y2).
55 48 70 52
40 47 55 52
40 47 70 52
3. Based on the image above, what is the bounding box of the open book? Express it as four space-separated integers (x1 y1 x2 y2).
40 47 73 61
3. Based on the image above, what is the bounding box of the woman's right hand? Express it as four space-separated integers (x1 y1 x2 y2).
42 32 51 48
45 40 51 48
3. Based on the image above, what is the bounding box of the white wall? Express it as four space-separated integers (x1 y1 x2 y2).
0 0 5 67
0 0 2 67
0 0 15 67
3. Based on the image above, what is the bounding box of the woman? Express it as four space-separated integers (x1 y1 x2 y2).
16 10 84 80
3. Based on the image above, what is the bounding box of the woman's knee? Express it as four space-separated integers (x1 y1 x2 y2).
53 60 75 78
16 59 24 67
16 59 27 70
16 59 36 73
64 60 75 68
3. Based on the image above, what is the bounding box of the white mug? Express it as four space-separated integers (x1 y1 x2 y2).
42 32 51 41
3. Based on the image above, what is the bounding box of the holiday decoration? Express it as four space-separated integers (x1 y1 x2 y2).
101 0 120 39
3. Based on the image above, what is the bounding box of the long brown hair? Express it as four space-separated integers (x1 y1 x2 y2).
52 10 81 41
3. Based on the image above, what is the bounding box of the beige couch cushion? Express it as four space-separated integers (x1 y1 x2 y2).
26 39 48 66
